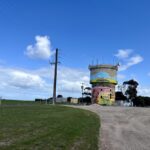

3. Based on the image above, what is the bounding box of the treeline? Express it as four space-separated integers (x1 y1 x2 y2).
116 91 150 107
133 96 150 107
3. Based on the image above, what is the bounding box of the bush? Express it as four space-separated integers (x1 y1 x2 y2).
57 95 63 98
78 97 91 105
133 96 150 107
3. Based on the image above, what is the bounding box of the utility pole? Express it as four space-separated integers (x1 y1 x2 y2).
81 83 84 104
50 48 59 105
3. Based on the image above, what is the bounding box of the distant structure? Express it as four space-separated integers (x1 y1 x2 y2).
89 64 118 105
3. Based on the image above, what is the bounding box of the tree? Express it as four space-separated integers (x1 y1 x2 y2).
132 96 150 107
57 95 63 98
83 87 91 96
78 87 92 104
115 91 127 101
123 79 139 105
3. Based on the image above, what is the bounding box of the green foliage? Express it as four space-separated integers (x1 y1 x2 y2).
125 86 137 100
133 96 150 107
123 79 139 101
0 105 100 150
115 91 127 101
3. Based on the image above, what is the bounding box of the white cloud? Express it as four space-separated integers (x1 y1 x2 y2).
119 55 143 71
10 71 46 89
82 76 90 82
57 66 90 95
117 74 126 79
25 35 53 59
138 86 150 97
128 55 143 66
115 49 143 71
0 67 46 89
0 66 51 100
115 49 132 59
0 65 90 100
58 80 81 93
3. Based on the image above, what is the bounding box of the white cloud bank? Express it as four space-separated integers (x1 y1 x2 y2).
115 49 143 71
25 35 53 59
0 66 50 100
138 86 150 97
0 65 90 100
1 64 149 99
10 71 46 89
115 49 132 59
119 55 143 71
57 67 90 95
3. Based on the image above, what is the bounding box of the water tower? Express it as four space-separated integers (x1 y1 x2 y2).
89 64 118 105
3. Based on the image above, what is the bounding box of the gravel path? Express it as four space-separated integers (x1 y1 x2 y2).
70 104 150 150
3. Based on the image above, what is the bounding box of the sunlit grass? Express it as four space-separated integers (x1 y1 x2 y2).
0 105 100 150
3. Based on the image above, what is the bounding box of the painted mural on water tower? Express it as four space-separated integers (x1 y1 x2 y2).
89 64 118 105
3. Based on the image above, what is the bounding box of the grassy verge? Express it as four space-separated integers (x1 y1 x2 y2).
0 105 100 150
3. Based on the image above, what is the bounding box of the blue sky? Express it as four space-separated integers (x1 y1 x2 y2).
0 0 150 100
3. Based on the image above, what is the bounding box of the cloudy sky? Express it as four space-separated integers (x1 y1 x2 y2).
0 0 150 100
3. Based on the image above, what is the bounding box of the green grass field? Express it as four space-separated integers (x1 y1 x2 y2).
0 100 35 105
0 104 100 150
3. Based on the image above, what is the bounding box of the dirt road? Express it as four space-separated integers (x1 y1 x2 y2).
71 105 150 150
